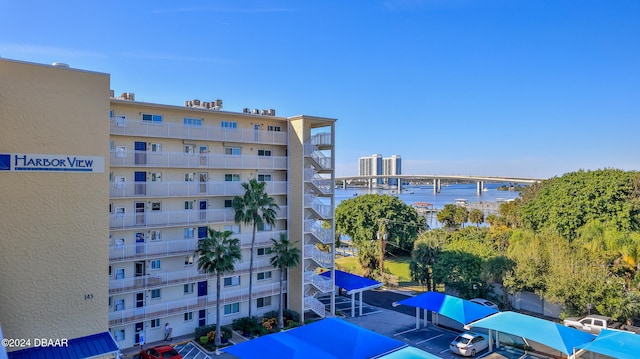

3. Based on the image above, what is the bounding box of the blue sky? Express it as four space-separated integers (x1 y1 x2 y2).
1 0 638 178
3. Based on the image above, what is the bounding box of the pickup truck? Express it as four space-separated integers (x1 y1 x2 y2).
563 315 612 334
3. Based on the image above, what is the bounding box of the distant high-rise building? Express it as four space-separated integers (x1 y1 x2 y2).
358 154 401 185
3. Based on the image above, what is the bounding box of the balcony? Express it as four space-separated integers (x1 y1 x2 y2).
304 220 333 245
311 132 332 147
109 206 288 230
110 118 288 145
109 231 285 262
110 180 287 198
109 259 273 295
110 151 287 170
109 282 283 326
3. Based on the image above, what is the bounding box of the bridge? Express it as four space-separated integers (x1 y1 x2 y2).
335 174 545 194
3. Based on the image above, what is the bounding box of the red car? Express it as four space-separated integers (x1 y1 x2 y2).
140 345 183 359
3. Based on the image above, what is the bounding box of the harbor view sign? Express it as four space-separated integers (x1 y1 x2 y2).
0 153 105 173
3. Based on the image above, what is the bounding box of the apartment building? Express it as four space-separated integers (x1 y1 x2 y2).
359 154 401 186
1 58 336 352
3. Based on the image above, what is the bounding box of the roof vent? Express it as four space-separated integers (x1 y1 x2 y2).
51 62 69 68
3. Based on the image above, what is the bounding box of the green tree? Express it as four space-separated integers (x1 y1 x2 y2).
410 236 441 291
469 209 485 228
335 194 426 277
454 206 469 228
233 179 280 318
503 229 550 295
432 250 485 298
437 204 458 228
270 233 301 329
196 229 241 347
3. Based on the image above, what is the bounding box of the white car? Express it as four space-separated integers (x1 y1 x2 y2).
450 332 489 357
469 298 499 310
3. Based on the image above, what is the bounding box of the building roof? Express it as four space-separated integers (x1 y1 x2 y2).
7 332 119 359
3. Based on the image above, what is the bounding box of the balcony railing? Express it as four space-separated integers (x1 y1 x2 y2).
304 245 332 267
303 145 332 170
304 195 332 219
109 206 287 230
110 118 288 145
109 231 285 262
109 259 273 295
304 271 332 293
110 151 287 170
304 220 334 245
304 169 333 195
110 180 286 198
304 296 326 318
109 282 283 326
311 132 332 147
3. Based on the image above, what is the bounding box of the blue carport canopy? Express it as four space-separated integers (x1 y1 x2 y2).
224 318 406 359
321 270 382 317
321 269 382 294
574 329 640 359
378 346 442 359
7 332 119 359
466 311 595 355
395 291 498 325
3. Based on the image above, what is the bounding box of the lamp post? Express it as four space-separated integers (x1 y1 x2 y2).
377 219 388 277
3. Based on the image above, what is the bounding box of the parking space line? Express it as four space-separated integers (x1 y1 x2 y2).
393 328 419 336
416 333 444 344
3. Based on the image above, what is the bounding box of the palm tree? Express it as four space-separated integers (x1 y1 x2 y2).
233 179 280 318
270 233 301 329
196 228 241 347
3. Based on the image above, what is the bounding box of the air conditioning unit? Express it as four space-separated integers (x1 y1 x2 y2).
185 100 192 107
203 102 211 109
243 108 251 114
127 93 135 101
267 109 276 116
193 99 201 106
215 99 223 107
252 108 260 115
260 109 268 115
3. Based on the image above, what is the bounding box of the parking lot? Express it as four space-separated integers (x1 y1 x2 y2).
320 294 383 317
172 342 213 359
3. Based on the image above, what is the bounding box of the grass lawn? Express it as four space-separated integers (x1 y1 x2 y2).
335 255 426 293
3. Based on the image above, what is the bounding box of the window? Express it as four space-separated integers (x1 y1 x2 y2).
257 247 272 256
184 201 194 210
184 227 195 238
257 271 272 281
184 255 194 266
184 144 195 153
142 113 162 123
184 283 194 294
185 172 196 181
184 312 194 321
115 268 125 279
150 260 161 270
224 276 240 287
224 199 233 208
115 238 125 249
225 174 240 182
150 319 160 328
257 296 272 308
108 266 112 277
224 302 240 315
149 230 161 241
151 202 161 211
114 329 125 341
150 143 162 152
150 289 161 299
114 298 125 311
221 121 237 129
223 224 240 233
267 126 281 132
224 147 241 155
257 174 272 182
150 172 162 182
257 149 272 156
257 222 272 231
115 146 126 158
184 117 203 127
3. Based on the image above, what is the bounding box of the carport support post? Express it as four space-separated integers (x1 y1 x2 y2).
415 307 420 329
351 292 355 317
359 292 363 316
424 309 428 327
488 329 493 352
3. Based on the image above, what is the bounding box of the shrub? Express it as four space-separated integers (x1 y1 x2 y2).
232 316 266 337
195 324 231 343
262 309 301 324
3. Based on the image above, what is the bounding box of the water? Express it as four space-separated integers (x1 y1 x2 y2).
334 182 521 228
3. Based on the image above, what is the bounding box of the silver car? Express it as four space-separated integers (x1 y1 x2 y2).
450 332 489 357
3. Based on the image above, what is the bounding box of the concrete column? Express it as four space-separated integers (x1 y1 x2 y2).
476 181 484 194
433 178 441 193
397 178 401 192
